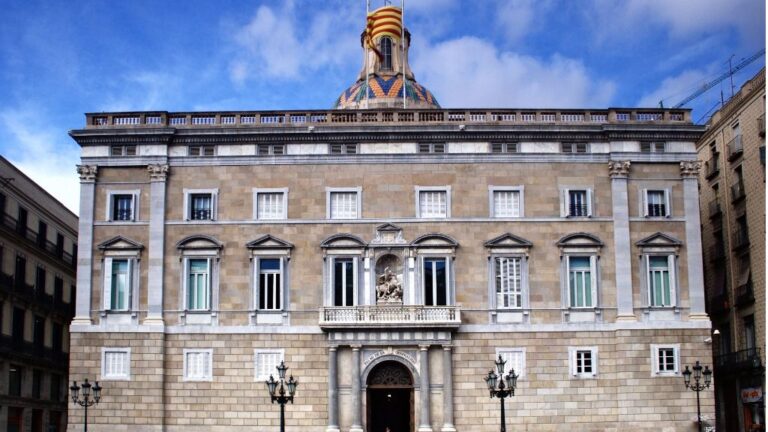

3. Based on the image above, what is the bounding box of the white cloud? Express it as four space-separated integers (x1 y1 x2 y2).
100 71 183 112
493 0 553 44
637 68 719 108
412 37 615 108
0 107 80 214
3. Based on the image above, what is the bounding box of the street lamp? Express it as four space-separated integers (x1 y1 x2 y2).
682 360 712 432
266 360 298 432
484 354 519 432
70 379 102 432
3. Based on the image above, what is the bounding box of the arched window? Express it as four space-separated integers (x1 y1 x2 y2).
380 37 393 71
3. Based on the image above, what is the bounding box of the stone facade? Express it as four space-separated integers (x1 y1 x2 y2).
696 67 765 432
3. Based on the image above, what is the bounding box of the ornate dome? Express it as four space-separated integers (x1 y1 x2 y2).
334 76 440 110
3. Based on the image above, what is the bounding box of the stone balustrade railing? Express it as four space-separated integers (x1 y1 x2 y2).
319 305 461 329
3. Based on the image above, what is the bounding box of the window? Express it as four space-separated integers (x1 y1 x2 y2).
332 258 357 306
253 189 287 220
50 374 61 402
417 187 450 218
496 348 526 378
32 369 42 399
257 144 285 156
104 258 133 311
491 142 518 153
495 257 522 309
37 221 47 247
186 258 211 311
651 344 680 375
569 347 598 378
110 145 137 156
52 323 62 353
9 365 23 396
567 256 596 308
641 142 666 153
423 257 449 306
418 143 445 153
380 37 393 71
35 266 45 292
490 187 523 217
108 192 137 221
98 236 143 317
12 307 25 344
101 348 131 380
327 188 361 219
255 349 285 380
183 349 213 382
562 142 588 153
561 188 592 217
189 145 214 156
330 143 358 154
184 189 218 221
647 256 675 307
744 315 756 351
643 189 670 217
33 315 44 348
257 258 283 310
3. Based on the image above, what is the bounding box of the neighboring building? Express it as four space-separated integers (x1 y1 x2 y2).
698 68 765 432
0 157 78 432
67 6 713 432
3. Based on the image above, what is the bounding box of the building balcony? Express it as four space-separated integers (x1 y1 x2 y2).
708 292 729 316
0 213 75 270
319 305 461 329
705 159 720 179
732 227 750 250
715 348 763 375
731 182 746 203
708 200 722 218
727 135 743 160
0 334 69 367
735 280 755 307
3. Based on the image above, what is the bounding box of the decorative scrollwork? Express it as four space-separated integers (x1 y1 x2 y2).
368 361 413 387
608 160 631 178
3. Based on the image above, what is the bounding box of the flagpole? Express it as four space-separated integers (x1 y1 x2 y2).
365 0 370 109
401 0 406 109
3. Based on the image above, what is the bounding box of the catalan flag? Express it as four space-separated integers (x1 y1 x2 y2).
365 6 402 59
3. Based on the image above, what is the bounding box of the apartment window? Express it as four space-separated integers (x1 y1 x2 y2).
562 142 588 153
37 221 47 247
643 189 670 217
50 374 61 402
569 347 598 378
380 36 393 71
651 344 680 375
496 348 526 378
52 323 62 353
33 315 44 348
108 192 137 222
253 189 287 220
186 258 211 311
257 144 285 155
188 145 214 156
495 257 522 309
183 349 213 381
110 145 137 156
327 188 361 219
490 187 523 217
561 188 592 217
12 307 25 344
332 257 357 306
418 143 445 153
417 187 450 218
641 142 666 153
9 365 23 396
491 142 518 153
32 369 42 399
255 349 285 380
567 256 597 308
101 348 131 380
330 143 358 154
184 189 218 221
35 266 45 292
423 257 449 306
256 258 283 310
104 258 133 311
744 315 756 351
17 206 27 235
647 256 676 307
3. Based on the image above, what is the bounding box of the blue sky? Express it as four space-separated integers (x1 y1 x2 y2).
0 0 764 213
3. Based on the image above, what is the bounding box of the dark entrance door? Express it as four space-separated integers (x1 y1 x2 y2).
366 361 413 432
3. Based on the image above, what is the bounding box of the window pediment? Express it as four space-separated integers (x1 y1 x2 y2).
320 233 367 249
410 233 458 248
485 233 532 257
246 235 293 258
636 232 682 249
176 235 223 251
557 232 603 255
98 236 144 254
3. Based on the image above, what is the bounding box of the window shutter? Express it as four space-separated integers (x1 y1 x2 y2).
107 196 114 222
586 189 593 217
127 259 134 309
668 255 676 306
211 193 218 221
641 189 649 217
445 257 452 305
182 258 190 309
644 255 652 305
564 256 571 307
206 258 213 310
571 349 577 376
664 188 671 217
253 258 260 310
560 189 569 217
589 256 598 307
279 257 285 310
132 192 139 221
104 258 113 310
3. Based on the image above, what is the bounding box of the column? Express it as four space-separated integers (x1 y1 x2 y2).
326 347 340 432
609 161 636 321
441 345 456 432
144 164 169 325
72 165 97 325
350 345 363 432
681 161 708 319
418 344 432 432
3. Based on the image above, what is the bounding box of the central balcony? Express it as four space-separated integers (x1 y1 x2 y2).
319 305 461 330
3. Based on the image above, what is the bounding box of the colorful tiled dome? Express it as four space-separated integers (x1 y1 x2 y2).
334 76 440 109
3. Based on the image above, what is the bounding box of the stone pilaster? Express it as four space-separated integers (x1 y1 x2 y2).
144 164 169 325
680 161 708 319
418 344 432 432
609 161 636 321
326 346 340 432
350 345 363 432
441 345 456 432
73 165 97 325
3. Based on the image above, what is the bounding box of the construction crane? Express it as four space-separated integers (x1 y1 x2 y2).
670 49 765 108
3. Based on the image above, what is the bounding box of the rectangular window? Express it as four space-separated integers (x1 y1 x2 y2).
37 221 47 247
495 257 522 309
562 142 588 153
647 256 674 307
651 344 680 375
258 144 285 155
418 190 448 218
419 143 445 153
330 143 358 154
492 189 521 218
101 348 131 380
744 315 756 351
329 191 359 219
491 142 518 153
333 258 356 306
52 323 62 353
112 194 134 221
567 190 590 217
575 350 594 374
12 307 25 344
568 256 595 308
255 192 286 220
496 348 526 378
106 258 132 311
641 142 666 153
183 349 213 381
254 349 285 380
9 365 23 396
423 258 448 306
258 258 282 310
32 369 42 399
189 193 214 221
189 145 214 156
110 145 137 156
33 315 44 348
644 189 670 217
187 258 211 311
35 266 45 292
570 347 598 378
50 374 61 401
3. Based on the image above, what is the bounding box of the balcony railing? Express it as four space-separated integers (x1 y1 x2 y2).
705 159 720 179
708 200 722 218
727 135 743 160
0 272 73 318
736 280 755 307
715 348 762 374
0 334 69 366
0 213 75 269
731 182 746 202
319 305 461 329
732 227 750 250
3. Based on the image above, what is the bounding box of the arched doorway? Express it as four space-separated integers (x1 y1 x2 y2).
366 360 414 432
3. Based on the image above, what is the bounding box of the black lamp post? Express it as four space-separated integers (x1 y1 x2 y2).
484 354 519 432
70 379 102 432
682 360 712 432
266 360 298 432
